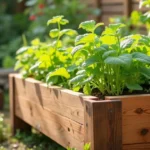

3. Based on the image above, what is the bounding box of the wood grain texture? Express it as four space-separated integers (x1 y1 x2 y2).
84 99 122 150
9 74 31 135
15 95 84 150
14 74 85 124
124 0 131 16
123 143 150 150
106 95 150 145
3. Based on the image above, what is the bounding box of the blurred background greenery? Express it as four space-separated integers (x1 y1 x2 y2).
0 0 100 69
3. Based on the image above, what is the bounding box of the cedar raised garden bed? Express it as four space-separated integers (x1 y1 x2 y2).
9 74 150 150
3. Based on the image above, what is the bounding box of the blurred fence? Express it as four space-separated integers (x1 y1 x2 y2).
97 0 148 24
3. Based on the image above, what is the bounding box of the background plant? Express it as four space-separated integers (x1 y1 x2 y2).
23 0 100 41
0 0 29 68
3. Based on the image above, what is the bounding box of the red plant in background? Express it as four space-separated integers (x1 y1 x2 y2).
29 15 36 21
38 3 45 9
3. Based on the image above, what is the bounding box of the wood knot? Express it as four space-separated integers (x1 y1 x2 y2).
135 108 144 114
141 128 149 136
67 128 70 132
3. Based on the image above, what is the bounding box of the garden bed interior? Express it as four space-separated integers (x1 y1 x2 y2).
9 74 150 150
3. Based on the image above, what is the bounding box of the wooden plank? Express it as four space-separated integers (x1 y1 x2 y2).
84 99 122 150
106 95 150 145
124 0 131 16
15 95 84 150
101 0 123 4
0 68 14 77
123 143 150 150
102 5 123 13
9 74 31 135
14 74 85 124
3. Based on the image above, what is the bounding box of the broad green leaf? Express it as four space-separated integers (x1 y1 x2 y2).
72 45 84 55
60 29 77 37
140 67 150 79
49 29 59 38
70 74 85 83
47 16 64 25
31 38 40 45
30 61 41 72
94 22 104 30
60 19 69 25
102 50 116 59
102 23 125 36
132 52 150 64
83 83 91 95
120 38 134 49
81 76 93 85
16 47 29 55
46 76 58 85
126 83 143 90
75 34 96 45
82 54 100 67
100 35 117 45
48 68 70 79
79 20 96 32
104 54 132 65
72 86 80 92
14 60 22 70
139 35 150 47
94 44 109 52
67 65 78 72
109 23 126 31
76 70 86 75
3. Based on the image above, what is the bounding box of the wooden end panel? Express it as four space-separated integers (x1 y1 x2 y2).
14 75 85 124
84 99 122 150
9 74 31 135
106 95 150 145
15 95 84 150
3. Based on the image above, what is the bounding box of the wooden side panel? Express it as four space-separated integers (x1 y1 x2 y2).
9 74 31 135
15 95 84 150
106 95 150 145
14 75 85 124
84 99 122 150
123 143 150 150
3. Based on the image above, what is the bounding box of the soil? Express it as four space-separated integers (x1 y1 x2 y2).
91 84 150 100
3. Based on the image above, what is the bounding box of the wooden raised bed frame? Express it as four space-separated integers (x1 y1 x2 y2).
9 74 150 150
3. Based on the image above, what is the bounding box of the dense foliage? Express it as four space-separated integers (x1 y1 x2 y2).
15 15 150 96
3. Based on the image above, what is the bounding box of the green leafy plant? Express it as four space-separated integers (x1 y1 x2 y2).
16 16 150 97
15 16 77 88
70 21 150 96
